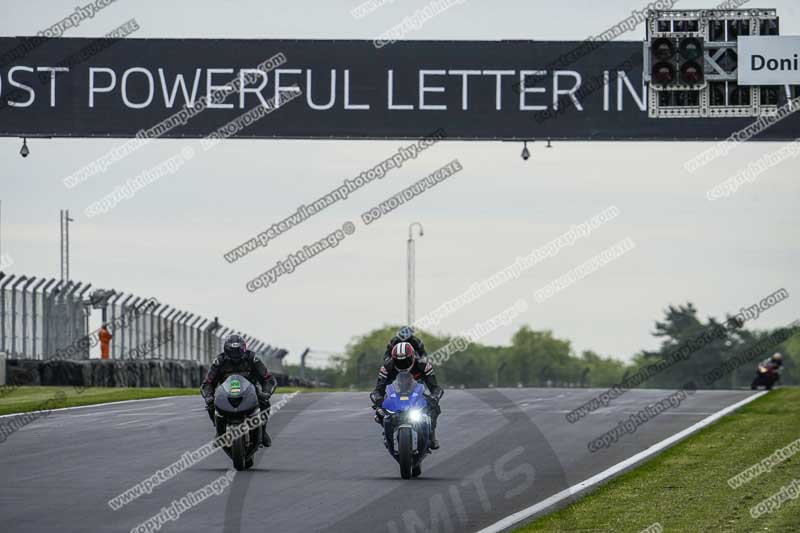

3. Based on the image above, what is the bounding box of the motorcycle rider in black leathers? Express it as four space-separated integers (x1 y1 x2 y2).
383 325 427 360
371 327 443 449
201 334 277 447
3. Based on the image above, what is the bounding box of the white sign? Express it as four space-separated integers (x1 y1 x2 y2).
738 36 800 85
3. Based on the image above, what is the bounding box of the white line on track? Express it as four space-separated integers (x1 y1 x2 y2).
0 395 188 420
112 419 150 428
475 391 769 533
115 411 183 416
43 403 178 418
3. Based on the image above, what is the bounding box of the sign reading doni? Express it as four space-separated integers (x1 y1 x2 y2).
738 36 800 85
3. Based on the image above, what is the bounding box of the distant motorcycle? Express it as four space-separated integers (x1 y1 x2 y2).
213 374 272 470
751 363 780 390
377 372 433 479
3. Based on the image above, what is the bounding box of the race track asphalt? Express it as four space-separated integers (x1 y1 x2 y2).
0 387 757 533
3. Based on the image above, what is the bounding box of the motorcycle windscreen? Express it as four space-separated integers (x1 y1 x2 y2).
222 374 254 396
392 372 417 395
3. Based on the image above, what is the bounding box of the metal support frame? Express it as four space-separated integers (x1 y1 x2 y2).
149 303 164 358
173 312 185 360
107 292 125 358
162 310 177 359
203 318 221 363
62 282 82 359
0 274 16 352
123 296 142 358
215 327 231 359
645 8 786 118
155 305 171 358
182 314 195 360
118 295 136 357
65 281 81 329
21 277 36 357
300 348 310 380
189 316 203 361
131 298 149 360
253 340 264 355
42 279 60 356
30 278 46 358
10 276 28 355
75 284 92 358
194 319 208 362
176 312 190 360
164 309 180 359
169 311 182 359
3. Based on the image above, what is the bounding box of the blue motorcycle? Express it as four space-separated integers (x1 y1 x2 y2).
379 372 433 479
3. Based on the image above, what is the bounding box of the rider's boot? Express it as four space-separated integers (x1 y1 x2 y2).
258 397 272 447
430 426 440 450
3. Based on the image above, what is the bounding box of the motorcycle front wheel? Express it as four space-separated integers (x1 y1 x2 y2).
398 427 413 480
232 436 247 471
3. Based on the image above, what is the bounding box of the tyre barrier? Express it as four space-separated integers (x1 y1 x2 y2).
3 359 311 389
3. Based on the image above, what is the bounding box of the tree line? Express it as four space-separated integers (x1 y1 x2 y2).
302 302 798 390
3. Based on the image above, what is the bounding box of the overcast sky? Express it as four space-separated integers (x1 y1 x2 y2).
2 0 799 367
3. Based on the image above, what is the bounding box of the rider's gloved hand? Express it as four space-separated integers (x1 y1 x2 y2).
369 391 384 407
370 391 386 424
256 390 271 403
204 396 215 421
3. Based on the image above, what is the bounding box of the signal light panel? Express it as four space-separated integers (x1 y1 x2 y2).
645 9 790 118
650 36 706 89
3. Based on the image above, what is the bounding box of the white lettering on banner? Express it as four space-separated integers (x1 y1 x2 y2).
0 66 654 115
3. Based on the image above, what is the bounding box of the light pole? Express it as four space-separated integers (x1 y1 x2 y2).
407 222 424 325
496 360 507 388
298 347 310 380
60 209 74 281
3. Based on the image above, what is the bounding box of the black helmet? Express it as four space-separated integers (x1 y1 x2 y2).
224 334 247 359
397 326 414 342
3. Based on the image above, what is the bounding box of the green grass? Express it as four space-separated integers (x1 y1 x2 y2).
0 386 349 416
518 389 800 533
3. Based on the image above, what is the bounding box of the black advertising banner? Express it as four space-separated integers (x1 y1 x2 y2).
0 37 798 141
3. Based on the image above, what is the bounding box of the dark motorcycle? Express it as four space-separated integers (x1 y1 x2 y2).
213 374 271 470
377 372 433 479
751 362 780 390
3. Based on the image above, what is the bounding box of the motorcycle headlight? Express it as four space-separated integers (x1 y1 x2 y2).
408 409 422 423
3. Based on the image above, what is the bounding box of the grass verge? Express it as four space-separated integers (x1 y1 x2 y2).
0 386 347 416
517 388 800 533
